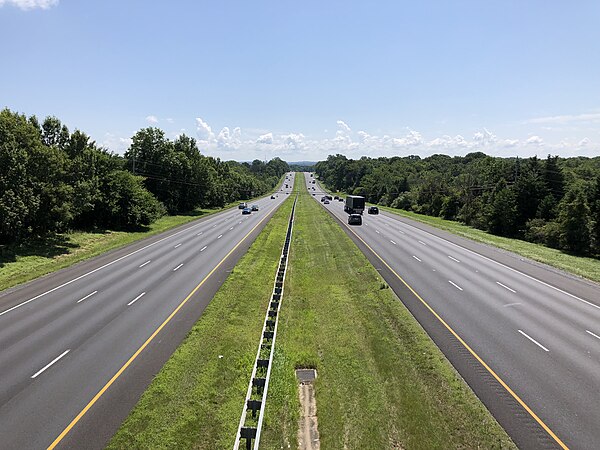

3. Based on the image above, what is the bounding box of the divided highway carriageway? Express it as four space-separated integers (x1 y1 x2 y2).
0 174 295 449
308 172 600 450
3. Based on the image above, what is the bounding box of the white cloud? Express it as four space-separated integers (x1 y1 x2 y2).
525 112 600 125
473 128 497 146
336 120 351 133
525 135 544 146
195 117 215 143
166 118 174 124
0 0 58 10
256 132 273 144
578 137 590 147
145 115 158 124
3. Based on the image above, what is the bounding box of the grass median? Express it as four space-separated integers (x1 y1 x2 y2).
107 197 294 449
260 189 516 449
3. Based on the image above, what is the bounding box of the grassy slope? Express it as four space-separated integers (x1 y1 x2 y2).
379 206 600 284
0 180 286 293
107 198 294 449
260 189 515 449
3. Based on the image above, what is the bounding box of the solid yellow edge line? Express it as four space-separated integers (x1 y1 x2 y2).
340 218 569 450
47 205 281 450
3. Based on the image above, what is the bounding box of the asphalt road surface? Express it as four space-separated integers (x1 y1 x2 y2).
306 172 600 450
0 173 295 450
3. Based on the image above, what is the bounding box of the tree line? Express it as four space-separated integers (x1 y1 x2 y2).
315 152 600 256
0 108 289 244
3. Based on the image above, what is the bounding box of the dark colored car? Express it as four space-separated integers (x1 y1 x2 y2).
324 200 330 204
321 197 326 202
271 195 276 199
368 206 379 215
238 202 247 209
338 198 344 202
242 207 251 214
334 195 339 200
251 205 259 211
348 214 362 225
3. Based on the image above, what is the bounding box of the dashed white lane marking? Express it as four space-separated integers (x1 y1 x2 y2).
128 292 145 306
212 225 216 228
200 246 207 252
586 330 600 341
239 221 242 224
418 240 427 246
398 230 405 234
31 349 70 379
412 255 422 262
217 235 223 239
77 291 98 304
174 243 182 248
390 240 397 245
197 232 203 236
504 302 522 307
448 280 463 291
519 330 549 352
173 264 184 271
375 230 380 234
139 260 151 268
496 281 517 293
448 256 461 263
230 227 234 230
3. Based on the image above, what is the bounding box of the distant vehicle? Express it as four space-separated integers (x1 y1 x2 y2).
334 195 339 200
310 173 313 177
312 193 315 196
324 200 330 204
368 206 379 215
312 180 315 184
271 195 276 199
338 198 344 202
238 202 247 209
321 196 326 202
348 214 362 225
325 195 333 200
344 195 365 215
285 184 289 188
251 205 259 211
242 207 251 214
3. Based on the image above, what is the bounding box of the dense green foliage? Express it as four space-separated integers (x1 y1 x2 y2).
0 109 289 244
316 153 600 256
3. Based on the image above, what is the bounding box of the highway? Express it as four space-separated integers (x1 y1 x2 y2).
305 172 600 450
0 173 295 450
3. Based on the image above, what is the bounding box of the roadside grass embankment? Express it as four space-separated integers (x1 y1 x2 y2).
260 189 516 449
379 206 600 284
107 197 294 449
0 180 287 293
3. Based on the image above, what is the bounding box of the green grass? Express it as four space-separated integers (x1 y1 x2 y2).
379 206 600 283
260 189 516 449
106 197 294 450
0 184 287 293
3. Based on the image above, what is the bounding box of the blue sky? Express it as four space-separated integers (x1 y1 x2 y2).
1 0 599 161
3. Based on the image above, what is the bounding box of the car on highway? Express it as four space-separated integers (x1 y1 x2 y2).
368 206 379 215
348 214 362 225
338 198 344 202
238 202 247 209
251 205 259 211
324 200 330 204
334 195 339 200
271 195 276 199
321 196 326 202
241 207 251 214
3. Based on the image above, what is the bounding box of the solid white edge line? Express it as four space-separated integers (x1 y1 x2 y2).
496 281 517 293
384 212 600 311
518 329 549 352
173 264 184 271
0 207 234 317
586 330 600 341
448 280 463 291
31 349 70 379
448 255 461 263
139 260 151 268
76 291 98 304
128 292 145 306
412 255 422 262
